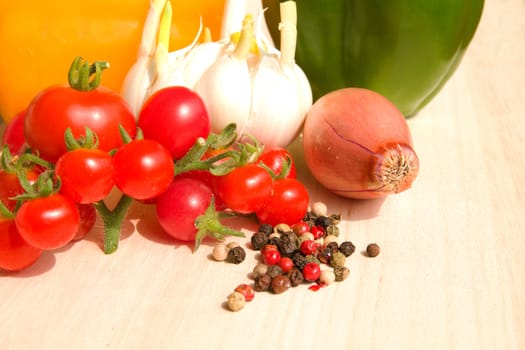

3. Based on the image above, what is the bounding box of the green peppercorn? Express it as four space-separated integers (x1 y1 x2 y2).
325 224 340 237
305 254 321 265
226 246 246 264
333 266 350 281
266 264 283 278
330 251 346 268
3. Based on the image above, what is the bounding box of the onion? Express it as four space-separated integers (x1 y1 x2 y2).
302 87 419 199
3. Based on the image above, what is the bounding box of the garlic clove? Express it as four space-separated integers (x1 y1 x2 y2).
182 41 226 89
195 54 253 135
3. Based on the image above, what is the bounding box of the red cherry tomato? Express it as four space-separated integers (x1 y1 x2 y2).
113 139 175 200
257 147 297 178
256 178 309 226
73 204 97 241
138 86 210 160
155 177 214 242
0 168 39 212
25 85 136 162
0 218 42 272
55 148 115 204
15 194 80 250
1 110 26 155
216 164 273 214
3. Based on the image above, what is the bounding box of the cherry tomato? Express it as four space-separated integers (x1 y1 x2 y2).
25 85 136 161
113 139 175 200
0 218 42 272
138 86 210 160
1 109 26 155
55 148 115 204
257 147 297 178
0 168 39 212
73 204 97 241
216 164 273 214
15 194 80 250
256 178 309 226
155 177 214 242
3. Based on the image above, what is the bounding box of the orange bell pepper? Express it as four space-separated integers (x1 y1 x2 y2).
0 0 225 123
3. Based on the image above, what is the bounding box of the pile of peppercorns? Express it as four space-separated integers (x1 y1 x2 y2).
213 202 380 312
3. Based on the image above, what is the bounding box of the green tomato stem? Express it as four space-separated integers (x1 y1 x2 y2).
193 197 245 252
68 56 109 92
94 194 134 254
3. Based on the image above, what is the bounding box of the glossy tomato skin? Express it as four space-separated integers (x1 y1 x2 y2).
257 148 297 179
256 178 309 226
113 139 174 200
0 219 43 272
15 194 80 250
24 85 136 162
138 86 210 160
1 109 26 155
55 149 115 204
216 164 273 214
155 177 213 242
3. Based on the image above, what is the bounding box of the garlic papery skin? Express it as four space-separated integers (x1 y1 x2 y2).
205 0 311 148
121 0 168 118
194 16 255 136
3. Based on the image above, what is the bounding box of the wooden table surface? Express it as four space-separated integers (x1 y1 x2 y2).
1 1 524 349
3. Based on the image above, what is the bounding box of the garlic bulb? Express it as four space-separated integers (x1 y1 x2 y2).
196 0 312 148
121 0 167 117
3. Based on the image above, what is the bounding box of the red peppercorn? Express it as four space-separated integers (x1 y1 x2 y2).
293 221 310 235
262 248 281 265
261 244 278 255
302 262 321 282
310 225 325 239
278 256 294 274
300 240 320 256
234 284 255 302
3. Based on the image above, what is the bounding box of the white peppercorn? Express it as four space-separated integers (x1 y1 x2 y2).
212 243 229 261
227 292 245 312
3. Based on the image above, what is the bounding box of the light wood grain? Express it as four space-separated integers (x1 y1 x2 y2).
1 1 524 349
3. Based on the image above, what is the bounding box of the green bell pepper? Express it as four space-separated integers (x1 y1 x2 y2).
263 0 484 117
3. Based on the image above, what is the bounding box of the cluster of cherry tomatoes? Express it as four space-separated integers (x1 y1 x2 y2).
0 57 310 273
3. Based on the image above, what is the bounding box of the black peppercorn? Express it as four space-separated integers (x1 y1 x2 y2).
276 232 298 257
317 247 332 264
250 231 268 250
292 251 308 271
266 264 283 278
339 241 356 257
254 273 272 292
325 241 339 253
366 243 381 257
258 223 273 235
287 268 304 286
315 215 333 229
226 246 246 264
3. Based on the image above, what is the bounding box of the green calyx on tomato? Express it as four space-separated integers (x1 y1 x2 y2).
68 56 109 92
263 0 484 117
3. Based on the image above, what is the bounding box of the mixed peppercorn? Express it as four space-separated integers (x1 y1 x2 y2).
215 201 381 312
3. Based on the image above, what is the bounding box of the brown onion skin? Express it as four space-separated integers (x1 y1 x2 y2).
302 88 419 199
